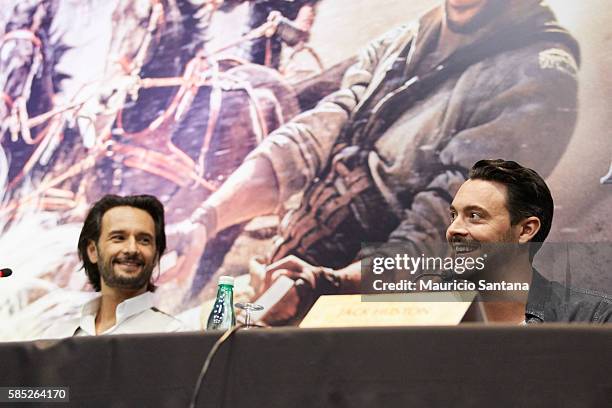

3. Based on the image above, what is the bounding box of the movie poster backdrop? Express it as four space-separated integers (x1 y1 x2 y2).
0 0 610 340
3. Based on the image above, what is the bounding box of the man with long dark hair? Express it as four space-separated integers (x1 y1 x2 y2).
44 194 184 337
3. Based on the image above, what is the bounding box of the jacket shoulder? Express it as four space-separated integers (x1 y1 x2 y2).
550 281 612 323
478 37 579 87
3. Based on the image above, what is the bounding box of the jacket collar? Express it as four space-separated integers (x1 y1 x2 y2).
525 268 553 322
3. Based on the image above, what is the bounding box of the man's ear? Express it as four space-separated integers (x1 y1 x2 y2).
87 240 99 264
518 217 541 244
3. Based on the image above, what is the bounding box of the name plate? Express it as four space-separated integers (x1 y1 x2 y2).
299 292 485 328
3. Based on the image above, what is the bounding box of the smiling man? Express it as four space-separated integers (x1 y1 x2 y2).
447 159 612 323
44 195 184 337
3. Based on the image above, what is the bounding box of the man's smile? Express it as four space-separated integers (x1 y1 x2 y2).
113 257 144 272
450 240 480 254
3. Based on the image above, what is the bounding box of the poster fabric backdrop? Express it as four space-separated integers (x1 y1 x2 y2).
0 0 611 340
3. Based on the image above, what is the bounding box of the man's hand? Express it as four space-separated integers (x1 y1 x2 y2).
161 219 209 283
166 219 209 254
190 204 218 238
166 204 217 266
260 255 339 325
263 255 317 291
264 11 283 37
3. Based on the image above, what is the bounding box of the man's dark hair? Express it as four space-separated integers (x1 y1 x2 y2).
469 159 553 260
77 194 167 292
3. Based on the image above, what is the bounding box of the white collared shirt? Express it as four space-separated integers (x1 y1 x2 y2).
43 292 185 338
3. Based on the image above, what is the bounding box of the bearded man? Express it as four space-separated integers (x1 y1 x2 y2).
44 195 184 337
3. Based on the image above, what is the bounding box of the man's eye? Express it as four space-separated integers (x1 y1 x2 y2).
111 235 124 241
139 237 152 245
449 212 456 221
469 212 482 220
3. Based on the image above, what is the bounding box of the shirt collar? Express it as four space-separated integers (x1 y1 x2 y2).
78 291 155 335
115 291 155 324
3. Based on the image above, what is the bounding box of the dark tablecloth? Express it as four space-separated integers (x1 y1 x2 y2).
1 325 611 407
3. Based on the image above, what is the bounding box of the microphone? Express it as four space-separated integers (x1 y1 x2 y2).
0 268 13 278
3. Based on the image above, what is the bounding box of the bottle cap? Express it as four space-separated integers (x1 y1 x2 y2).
219 276 234 286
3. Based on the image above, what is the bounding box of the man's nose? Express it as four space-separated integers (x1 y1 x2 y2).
123 236 138 253
446 216 468 241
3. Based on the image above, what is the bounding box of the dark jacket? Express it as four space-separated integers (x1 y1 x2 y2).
526 270 612 323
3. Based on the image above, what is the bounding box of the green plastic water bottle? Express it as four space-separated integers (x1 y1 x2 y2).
206 276 236 331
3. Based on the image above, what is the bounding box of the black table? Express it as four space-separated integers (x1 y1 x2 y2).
1 325 611 407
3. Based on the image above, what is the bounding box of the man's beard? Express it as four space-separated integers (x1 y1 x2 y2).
98 250 154 291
